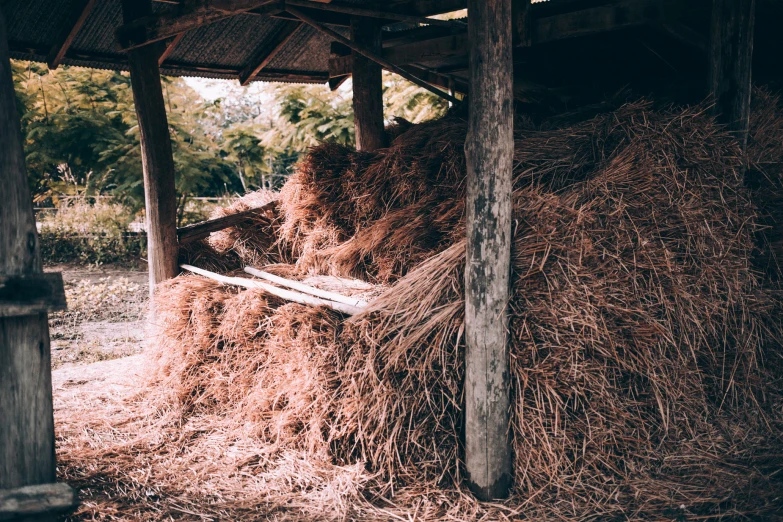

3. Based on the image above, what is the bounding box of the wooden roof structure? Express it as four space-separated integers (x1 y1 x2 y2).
0 0 771 513
4 0 781 97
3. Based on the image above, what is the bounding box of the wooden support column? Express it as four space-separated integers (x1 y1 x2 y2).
464 0 514 501
350 17 386 151
122 0 179 294
0 5 57 505
709 0 755 148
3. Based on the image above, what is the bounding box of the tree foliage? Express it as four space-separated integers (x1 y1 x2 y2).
12 61 448 209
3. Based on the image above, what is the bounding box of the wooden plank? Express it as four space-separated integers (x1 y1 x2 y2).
123 0 179 294
117 0 281 51
158 31 186 66
285 0 465 28
181 265 365 315
351 17 387 151
239 21 303 86
0 274 67 318
0 483 77 520
177 201 277 245
709 0 756 148
382 0 467 17
47 0 98 69
288 6 460 103
533 0 690 44
0 8 57 501
464 0 513 502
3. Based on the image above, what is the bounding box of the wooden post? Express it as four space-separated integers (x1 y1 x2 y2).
512 0 532 47
464 0 514 501
0 5 57 506
122 0 179 294
709 0 755 148
350 17 386 151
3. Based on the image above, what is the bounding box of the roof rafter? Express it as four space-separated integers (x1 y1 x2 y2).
288 5 460 103
285 0 465 28
330 0 698 77
158 32 187 66
239 21 304 85
47 0 98 69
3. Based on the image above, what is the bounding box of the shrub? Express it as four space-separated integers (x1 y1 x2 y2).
38 200 146 266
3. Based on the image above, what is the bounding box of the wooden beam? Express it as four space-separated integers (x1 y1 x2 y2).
512 0 531 47
0 483 77 519
329 75 349 90
117 0 281 51
329 0 694 77
0 7 57 499
177 201 277 245
239 21 303 86
709 0 755 148
533 0 692 43
158 32 187 66
351 17 386 151
382 0 467 17
288 7 459 103
402 64 468 94
247 69 329 82
464 0 513 502
285 0 466 28
0 274 67 318
656 21 708 52
123 0 179 293
47 0 98 69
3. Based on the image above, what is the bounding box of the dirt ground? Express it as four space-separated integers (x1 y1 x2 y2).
46 264 149 369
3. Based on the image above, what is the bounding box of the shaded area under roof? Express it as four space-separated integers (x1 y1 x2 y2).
4 0 783 97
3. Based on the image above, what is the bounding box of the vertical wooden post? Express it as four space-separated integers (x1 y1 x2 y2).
709 0 755 148
512 0 532 47
351 17 386 151
122 0 179 294
464 0 514 501
0 5 57 499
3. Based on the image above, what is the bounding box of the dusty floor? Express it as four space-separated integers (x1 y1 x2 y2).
46 265 148 369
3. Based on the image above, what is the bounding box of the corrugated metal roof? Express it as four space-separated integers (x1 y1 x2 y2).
3 0 386 83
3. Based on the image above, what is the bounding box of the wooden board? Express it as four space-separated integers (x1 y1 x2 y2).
0 483 77 520
0 273 66 318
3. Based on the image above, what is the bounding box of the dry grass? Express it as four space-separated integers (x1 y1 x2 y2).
57 98 783 521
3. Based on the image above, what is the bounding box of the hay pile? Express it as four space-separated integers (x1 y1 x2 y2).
57 97 783 521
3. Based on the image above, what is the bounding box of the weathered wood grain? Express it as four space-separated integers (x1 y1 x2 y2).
350 17 387 152
464 0 514 502
0 273 67 318
0 9 58 510
177 201 277 245
123 0 180 294
0 483 77 520
709 0 755 148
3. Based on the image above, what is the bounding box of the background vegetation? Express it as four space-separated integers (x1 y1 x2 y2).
13 61 447 265
13 62 447 211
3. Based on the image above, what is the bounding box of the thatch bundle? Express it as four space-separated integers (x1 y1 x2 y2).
58 96 783 521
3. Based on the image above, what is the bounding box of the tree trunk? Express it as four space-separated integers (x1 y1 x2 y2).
464 0 514 501
123 0 179 294
351 17 386 152
709 0 755 148
0 6 57 509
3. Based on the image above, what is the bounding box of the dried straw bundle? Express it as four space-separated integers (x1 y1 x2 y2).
57 100 783 520
207 189 291 267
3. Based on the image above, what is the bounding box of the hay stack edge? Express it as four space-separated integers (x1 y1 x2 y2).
58 92 783 521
